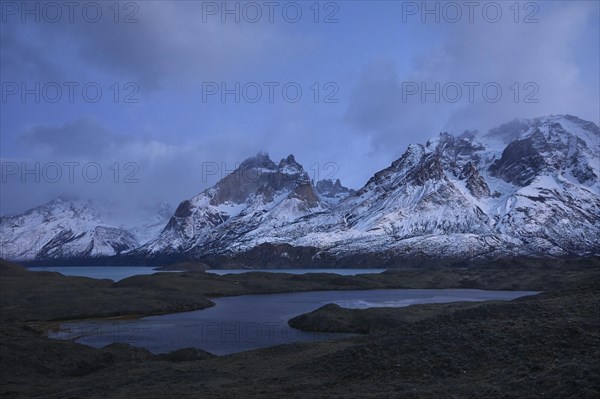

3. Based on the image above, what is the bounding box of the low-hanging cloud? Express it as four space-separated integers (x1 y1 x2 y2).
1 1 598 218
345 1 599 152
2 117 263 215
19 118 125 158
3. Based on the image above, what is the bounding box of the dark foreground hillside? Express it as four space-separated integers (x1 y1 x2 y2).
1 258 599 398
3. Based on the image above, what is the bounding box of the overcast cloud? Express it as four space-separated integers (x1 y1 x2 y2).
1 0 598 215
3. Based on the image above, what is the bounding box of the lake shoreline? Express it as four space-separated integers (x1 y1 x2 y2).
2 257 599 398
51 288 537 355
5 257 598 323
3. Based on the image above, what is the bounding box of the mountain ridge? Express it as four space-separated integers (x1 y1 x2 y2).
2 114 599 266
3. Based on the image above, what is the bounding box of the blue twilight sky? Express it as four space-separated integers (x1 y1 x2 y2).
1 0 599 215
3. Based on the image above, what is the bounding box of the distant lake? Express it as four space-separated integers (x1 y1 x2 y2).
27 266 387 281
49 288 537 355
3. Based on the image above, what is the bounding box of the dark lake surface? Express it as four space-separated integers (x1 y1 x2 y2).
49 288 538 355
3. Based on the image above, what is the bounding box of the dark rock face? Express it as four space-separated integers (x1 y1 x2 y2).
571 160 597 184
460 162 491 198
489 119 598 188
489 138 545 186
567 137 598 184
210 153 309 206
174 200 194 218
290 183 321 207
406 153 446 186
439 133 486 160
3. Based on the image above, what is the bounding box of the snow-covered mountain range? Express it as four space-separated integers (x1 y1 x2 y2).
2 115 599 266
0 198 172 261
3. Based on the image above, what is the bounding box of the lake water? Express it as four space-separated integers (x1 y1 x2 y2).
49 288 537 355
28 266 387 281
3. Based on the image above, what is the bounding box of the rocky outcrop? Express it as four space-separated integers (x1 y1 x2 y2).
316 179 354 200
460 162 490 198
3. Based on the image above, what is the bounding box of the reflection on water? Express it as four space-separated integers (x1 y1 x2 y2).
49 288 537 355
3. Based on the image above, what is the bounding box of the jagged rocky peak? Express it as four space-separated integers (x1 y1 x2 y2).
278 154 304 174
358 142 445 194
140 152 326 255
238 151 277 170
429 132 485 161
386 144 424 173
208 152 310 205
315 179 353 199
405 150 446 185
424 131 463 152
391 133 486 186
7 115 599 264
359 146 423 194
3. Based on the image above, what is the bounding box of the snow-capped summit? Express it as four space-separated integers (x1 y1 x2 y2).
138 115 599 266
2 115 598 266
487 115 599 148
0 198 139 260
487 115 599 188
138 153 327 257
